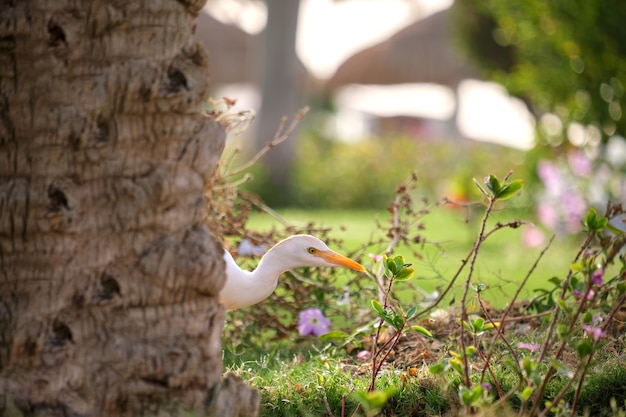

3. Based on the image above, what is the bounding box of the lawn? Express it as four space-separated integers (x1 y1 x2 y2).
245 206 583 308
224 205 625 417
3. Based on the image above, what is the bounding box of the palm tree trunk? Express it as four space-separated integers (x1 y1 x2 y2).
0 1 257 415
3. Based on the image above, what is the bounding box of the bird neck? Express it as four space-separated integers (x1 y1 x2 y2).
251 241 298 281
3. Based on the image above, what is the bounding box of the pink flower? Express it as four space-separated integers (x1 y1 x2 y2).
298 308 331 337
517 342 540 352
522 226 546 248
537 201 559 229
368 253 383 262
573 289 594 300
568 151 592 177
356 350 371 362
582 324 606 342
592 269 604 286
537 160 562 191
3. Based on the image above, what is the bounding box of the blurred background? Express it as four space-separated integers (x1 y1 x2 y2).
198 0 626 242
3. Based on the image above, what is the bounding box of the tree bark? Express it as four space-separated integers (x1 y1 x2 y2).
0 1 257 416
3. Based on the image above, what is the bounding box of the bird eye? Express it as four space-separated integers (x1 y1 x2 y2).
307 247 317 254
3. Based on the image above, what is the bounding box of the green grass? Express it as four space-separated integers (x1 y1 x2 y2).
224 341 449 417
225 206 626 417
246 207 583 308
223 339 626 417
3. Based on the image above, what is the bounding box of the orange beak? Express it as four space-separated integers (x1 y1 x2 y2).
317 250 366 272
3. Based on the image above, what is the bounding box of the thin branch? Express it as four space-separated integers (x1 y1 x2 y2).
226 106 309 177
459 195 497 388
480 234 555 384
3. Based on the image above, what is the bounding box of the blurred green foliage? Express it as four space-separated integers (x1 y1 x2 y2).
453 0 626 145
242 130 535 209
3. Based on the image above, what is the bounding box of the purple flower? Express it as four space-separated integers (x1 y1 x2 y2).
592 269 604 286
517 342 540 352
481 383 493 391
298 308 331 337
582 324 606 342
537 160 563 192
568 151 592 177
573 288 594 300
561 192 586 234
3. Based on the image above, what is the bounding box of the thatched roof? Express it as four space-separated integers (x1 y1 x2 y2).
327 8 478 90
194 12 261 86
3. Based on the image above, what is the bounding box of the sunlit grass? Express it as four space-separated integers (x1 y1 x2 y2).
224 341 449 417
223 338 626 417
246 207 583 308
225 206 626 417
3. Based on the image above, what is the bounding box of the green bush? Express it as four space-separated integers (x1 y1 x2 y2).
242 129 535 209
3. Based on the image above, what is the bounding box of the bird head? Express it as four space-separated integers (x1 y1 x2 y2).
274 234 365 272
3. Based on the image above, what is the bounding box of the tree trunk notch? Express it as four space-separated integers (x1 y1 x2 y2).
0 1 257 416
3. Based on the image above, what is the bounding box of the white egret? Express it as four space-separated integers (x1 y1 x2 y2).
219 234 365 311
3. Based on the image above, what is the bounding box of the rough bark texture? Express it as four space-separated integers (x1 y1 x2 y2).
0 1 258 416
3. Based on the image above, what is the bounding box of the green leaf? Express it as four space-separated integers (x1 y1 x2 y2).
482 323 496 331
405 305 417 319
471 317 485 332
394 267 414 281
465 345 476 358
459 387 473 406
548 276 562 286
411 325 433 338
555 297 571 314
449 358 464 376
557 324 569 340
549 359 573 378
385 256 397 274
459 385 484 407
519 386 534 402
522 356 536 376
354 388 395 416
429 362 446 374
380 311 403 330
393 256 406 273
391 314 405 330
382 255 392 277
371 299 384 314
576 339 593 358
496 179 524 200
473 178 491 197
318 331 350 343
584 207 598 230
488 174 501 194
316 373 324 386
470 385 484 403
583 207 608 232
458 318 474 334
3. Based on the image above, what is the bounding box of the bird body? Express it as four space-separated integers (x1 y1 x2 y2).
219 234 364 311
